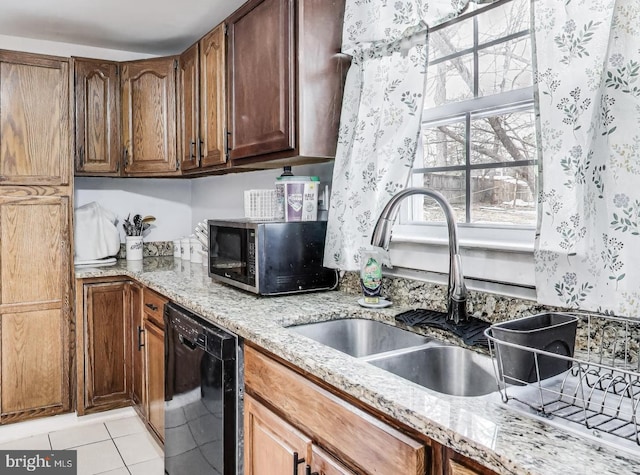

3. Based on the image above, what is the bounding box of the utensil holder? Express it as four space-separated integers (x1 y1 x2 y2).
125 236 143 261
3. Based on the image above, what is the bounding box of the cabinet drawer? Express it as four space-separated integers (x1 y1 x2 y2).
245 346 426 475
142 288 167 327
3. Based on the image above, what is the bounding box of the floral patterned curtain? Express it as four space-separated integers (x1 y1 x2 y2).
533 0 640 316
323 0 469 271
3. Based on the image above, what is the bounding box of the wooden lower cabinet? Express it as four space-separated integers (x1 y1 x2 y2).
130 282 145 417
245 395 354 475
245 345 498 475
245 394 312 475
443 448 496 475
144 317 164 442
142 287 167 443
76 279 135 415
77 278 167 445
244 345 426 475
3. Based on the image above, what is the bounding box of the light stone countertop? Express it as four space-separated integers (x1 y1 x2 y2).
75 257 640 475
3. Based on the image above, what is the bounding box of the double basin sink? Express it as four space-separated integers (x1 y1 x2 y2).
288 318 497 397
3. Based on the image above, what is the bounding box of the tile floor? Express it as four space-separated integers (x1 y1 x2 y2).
0 409 163 475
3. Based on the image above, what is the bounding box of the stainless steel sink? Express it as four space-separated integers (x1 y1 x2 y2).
288 318 497 397
287 318 431 357
367 346 497 397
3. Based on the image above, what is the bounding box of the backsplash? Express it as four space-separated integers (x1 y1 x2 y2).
339 271 558 324
116 241 174 259
339 272 639 365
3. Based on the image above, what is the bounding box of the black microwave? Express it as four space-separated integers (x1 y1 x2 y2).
207 219 338 295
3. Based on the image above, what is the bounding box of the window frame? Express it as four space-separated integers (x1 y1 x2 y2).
388 0 537 294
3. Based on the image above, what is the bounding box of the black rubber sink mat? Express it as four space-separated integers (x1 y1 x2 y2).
395 309 490 348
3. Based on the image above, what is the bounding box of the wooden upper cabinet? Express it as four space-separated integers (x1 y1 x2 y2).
179 44 199 171
0 194 71 422
227 0 348 167
179 23 227 173
227 0 294 162
74 58 121 176
199 24 227 168
0 51 70 185
121 57 179 175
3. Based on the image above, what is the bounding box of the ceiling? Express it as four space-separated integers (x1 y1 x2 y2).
0 0 247 55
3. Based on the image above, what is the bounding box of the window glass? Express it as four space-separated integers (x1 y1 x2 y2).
410 0 535 228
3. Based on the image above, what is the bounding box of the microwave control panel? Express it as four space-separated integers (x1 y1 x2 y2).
247 229 256 284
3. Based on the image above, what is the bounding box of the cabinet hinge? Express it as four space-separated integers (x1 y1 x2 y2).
176 158 180 171
225 129 231 160
224 24 228 36
174 59 178 70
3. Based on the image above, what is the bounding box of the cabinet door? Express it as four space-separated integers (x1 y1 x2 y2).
145 318 164 442
0 194 71 422
74 59 121 176
130 282 145 416
84 281 131 411
178 44 199 172
199 23 227 168
121 57 178 175
227 0 294 161
444 448 497 475
310 446 356 475
245 394 312 475
0 52 70 185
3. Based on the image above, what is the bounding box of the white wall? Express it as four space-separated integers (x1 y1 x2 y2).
191 163 334 227
75 177 193 242
0 34 155 60
75 163 335 242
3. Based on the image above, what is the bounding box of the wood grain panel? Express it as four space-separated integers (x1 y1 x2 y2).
1 310 63 413
297 0 348 158
74 59 120 175
199 23 227 168
311 445 356 475
444 448 497 475
142 287 167 328
245 346 426 475
178 43 199 171
121 57 178 175
145 318 164 442
0 57 69 185
130 282 145 416
0 196 67 305
245 394 312 475
84 282 131 408
227 0 294 160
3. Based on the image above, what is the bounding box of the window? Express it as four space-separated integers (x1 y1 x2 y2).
408 0 535 227
390 0 536 294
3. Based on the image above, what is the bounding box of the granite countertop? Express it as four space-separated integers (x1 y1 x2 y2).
75 257 640 475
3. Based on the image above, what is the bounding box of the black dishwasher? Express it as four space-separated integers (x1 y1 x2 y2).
164 302 243 475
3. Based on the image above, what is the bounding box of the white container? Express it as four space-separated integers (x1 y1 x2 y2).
173 239 181 257
125 236 143 261
244 189 278 220
181 237 191 260
190 238 203 264
284 180 319 221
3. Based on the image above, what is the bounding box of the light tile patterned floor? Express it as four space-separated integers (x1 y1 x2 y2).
0 412 163 475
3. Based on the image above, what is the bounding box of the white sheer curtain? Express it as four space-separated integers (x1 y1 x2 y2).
323 0 469 271
533 0 640 316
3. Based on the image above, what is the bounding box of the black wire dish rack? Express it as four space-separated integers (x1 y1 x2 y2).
485 312 640 448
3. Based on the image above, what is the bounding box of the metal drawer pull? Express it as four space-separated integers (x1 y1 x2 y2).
292 452 305 475
145 303 158 311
